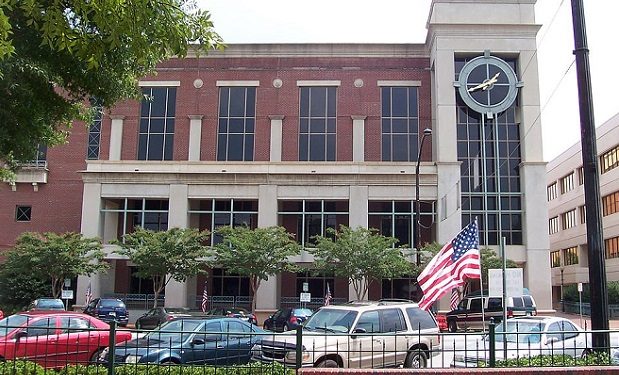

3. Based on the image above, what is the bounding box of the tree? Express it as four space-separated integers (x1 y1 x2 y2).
310 225 412 301
0 0 223 175
0 267 49 313
213 226 300 312
114 227 211 308
479 247 520 287
2 232 108 298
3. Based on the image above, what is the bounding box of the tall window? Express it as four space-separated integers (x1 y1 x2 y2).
188 199 258 245
548 216 559 234
561 209 577 230
381 87 419 161
547 183 558 201
550 251 561 268
296 271 334 298
299 87 336 161
602 191 619 217
456 57 522 246
560 172 574 194
87 102 103 160
577 166 585 185
606 236 619 260
217 87 256 161
138 87 176 160
100 198 169 241
212 268 250 297
563 246 578 266
579 205 587 224
368 201 412 247
278 200 348 246
601 144 619 174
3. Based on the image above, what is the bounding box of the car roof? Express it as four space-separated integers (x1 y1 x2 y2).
321 300 422 312
16 311 92 318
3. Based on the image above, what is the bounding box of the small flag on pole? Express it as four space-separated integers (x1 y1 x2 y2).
324 283 332 306
417 220 481 311
201 281 209 312
85 281 93 305
450 288 460 310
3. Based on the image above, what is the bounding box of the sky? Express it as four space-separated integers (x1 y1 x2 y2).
198 0 619 161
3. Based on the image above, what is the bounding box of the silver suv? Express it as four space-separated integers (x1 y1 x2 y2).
251 300 440 368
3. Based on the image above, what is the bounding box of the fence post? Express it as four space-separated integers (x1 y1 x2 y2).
296 326 303 369
107 321 117 375
489 321 496 368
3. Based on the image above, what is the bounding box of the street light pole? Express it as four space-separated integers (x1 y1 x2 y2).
415 128 432 266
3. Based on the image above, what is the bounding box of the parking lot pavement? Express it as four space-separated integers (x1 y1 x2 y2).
550 312 619 330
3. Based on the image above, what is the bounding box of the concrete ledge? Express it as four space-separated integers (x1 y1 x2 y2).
300 367 618 374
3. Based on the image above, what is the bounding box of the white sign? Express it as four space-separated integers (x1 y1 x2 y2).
300 292 311 302
302 282 309 292
578 282 583 292
488 268 524 298
61 289 74 300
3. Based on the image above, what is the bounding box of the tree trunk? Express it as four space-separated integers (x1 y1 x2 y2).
250 276 261 312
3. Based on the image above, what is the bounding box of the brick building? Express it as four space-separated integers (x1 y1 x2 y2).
0 0 552 315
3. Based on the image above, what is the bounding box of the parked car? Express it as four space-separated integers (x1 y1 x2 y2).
99 317 265 365
251 300 440 368
206 307 257 325
83 298 129 327
451 316 591 367
135 307 194 330
445 292 538 332
0 310 132 368
263 307 313 332
27 298 65 311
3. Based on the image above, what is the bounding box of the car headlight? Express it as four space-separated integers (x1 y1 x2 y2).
251 344 262 356
124 355 142 364
285 350 311 363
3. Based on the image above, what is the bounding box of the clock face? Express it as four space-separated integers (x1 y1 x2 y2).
455 55 520 115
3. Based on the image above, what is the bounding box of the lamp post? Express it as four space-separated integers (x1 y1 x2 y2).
560 267 565 313
415 128 432 266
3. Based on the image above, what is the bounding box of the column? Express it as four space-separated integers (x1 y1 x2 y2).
188 115 203 161
165 184 190 307
351 116 366 162
109 115 125 161
269 115 284 162
349 186 369 299
255 185 279 316
77 183 103 306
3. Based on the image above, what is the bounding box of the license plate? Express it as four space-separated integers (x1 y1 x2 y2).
109 312 116 316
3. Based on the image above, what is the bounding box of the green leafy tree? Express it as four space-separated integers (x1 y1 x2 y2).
1 232 107 298
310 225 412 301
214 226 300 312
479 247 520 286
0 0 223 176
0 268 49 313
114 227 211 308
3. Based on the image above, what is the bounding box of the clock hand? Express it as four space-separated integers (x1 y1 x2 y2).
467 72 501 92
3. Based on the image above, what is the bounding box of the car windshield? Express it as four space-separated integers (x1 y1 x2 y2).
146 320 203 343
99 299 125 308
304 308 357 333
293 308 313 317
0 314 29 337
493 320 544 343
38 299 64 309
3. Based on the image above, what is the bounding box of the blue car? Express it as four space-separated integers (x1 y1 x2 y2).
99 317 266 365
83 298 129 327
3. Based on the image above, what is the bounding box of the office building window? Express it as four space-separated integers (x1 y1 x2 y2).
606 236 619 260
560 172 574 194
547 183 558 201
602 191 619 217
577 166 584 185
549 216 559 234
368 200 435 249
212 268 250 297
217 87 256 161
561 209 577 230
563 246 578 266
278 200 348 246
381 86 419 161
299 87 337 161
601 144 619 174
550 250 561 268
456 57 522 246
296 271 334 298
579 205 587 224
15 206 32 222
87 103 103 160
138 87 176 160
100 198 169 242
188 199 258 245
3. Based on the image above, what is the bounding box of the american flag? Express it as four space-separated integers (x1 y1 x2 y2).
417 220 481 311
85 281 93 305
324 283 332 306
450 288 460 310
201 281 209 312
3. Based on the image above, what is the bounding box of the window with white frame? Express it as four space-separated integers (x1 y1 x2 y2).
381 86 419 161
188 199 258 245
550 250 561 268
138 87 176 160
601 144 619 174
217 87 256 161
549 216 559 234
298 87 337 161
563 246 578 266
547 182 558 201
560 209 577 230
560 172 574 194
278 200 348 246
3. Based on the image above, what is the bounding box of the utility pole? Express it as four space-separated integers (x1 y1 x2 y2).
570 0 609 350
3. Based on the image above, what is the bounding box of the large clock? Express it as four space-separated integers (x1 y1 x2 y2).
454 52 522 116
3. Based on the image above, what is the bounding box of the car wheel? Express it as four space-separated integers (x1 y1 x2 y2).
581 348 593 359
283 323 290 332
448 320 458 333
90 348 105 364
404 349 428 368
317 359 339 368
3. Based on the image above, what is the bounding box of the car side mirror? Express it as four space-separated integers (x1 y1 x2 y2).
545 336 559 345
14 330 28 340
191 338 206 346
351 327 366 339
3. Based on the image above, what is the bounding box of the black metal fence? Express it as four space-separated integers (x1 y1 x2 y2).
0 318 617 372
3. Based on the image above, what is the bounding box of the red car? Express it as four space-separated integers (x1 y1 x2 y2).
0 311 132 368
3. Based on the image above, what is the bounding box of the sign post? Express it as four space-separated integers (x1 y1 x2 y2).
578 282 584 328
